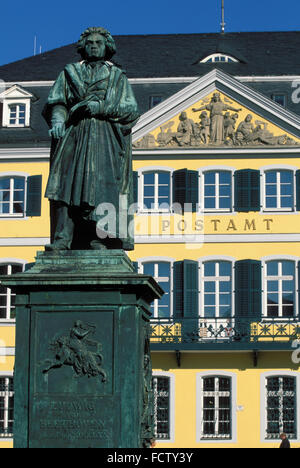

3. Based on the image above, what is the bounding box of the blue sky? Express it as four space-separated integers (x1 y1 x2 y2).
1 0 300 66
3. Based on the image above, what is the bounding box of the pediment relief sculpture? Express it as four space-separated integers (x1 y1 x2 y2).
133 92 299 149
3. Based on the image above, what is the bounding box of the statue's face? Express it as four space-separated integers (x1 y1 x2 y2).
84 33 106 60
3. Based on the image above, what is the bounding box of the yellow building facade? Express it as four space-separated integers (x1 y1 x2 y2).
1 49 300 448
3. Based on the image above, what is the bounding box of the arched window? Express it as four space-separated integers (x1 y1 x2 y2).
200 53 239 63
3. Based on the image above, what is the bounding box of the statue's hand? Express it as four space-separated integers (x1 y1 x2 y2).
86 101 101 116
49 122 66 139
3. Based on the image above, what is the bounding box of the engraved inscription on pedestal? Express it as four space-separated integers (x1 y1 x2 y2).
35 396 115 447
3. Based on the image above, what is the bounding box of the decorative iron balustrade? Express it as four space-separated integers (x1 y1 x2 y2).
150 317 300 349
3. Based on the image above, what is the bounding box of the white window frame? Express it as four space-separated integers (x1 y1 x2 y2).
262 256 298 320
199 256 235 319
138 257 174 319
137 167 174 214
0 85 33 128
261 371 300 443
199 168 234 213
0 173 28 218
200 53 239 63
261 166 296 213
0 259 27 321
0 372 14 440
8 103 26 127
196 371 237 444
152 371 175 444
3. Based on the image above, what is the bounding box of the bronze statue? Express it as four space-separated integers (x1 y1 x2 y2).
43 27 140 251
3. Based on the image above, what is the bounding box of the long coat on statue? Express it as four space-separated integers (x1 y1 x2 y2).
43 61 140 250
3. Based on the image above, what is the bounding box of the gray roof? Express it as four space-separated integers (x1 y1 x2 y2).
1 31 300 81
1 31 300 147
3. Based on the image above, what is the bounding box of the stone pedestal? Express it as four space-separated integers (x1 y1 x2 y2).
1 250 162 448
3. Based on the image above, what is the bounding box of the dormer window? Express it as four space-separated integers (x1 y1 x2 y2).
0 85 33 128
200 53 239 63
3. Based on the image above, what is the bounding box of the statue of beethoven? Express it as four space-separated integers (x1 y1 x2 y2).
43 27 140 251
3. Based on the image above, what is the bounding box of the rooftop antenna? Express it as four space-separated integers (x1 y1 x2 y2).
33 36 37 56
221 0 226 34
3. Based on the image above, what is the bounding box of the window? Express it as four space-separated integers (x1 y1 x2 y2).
265 376 296 440
142 261 171 318
203 171 232 211
0 176 25 216
272 94 286 107
0 376 14 438
264 170 294 211
200 53 238 63
0 174 42 218
0 263 24 319
149 96 163 109
201 261 232 318
0 85 33 128
153 375 170 440
200 375 232 440
8 104 26 126
265 260 295 318
142 171 171 211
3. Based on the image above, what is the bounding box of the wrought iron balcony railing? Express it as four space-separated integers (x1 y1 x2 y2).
150 317 300 351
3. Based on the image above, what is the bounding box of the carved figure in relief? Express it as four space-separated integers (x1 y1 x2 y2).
235 114 255 145
195 111 210 144
192 92 242 144
43 320 107 382
224 112 239 144
174 112 195 146
156 122 175 147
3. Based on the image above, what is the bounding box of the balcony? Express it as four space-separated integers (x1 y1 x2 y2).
150 317 300 352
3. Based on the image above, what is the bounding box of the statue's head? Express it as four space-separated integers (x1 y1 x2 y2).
77 27 116 61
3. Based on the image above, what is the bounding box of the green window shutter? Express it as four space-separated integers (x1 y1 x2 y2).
173 169 198 212
296 170 300 211
173 261 184 319
234 169 260 212
133 171 138 205
235 260 262 319
183 260 199 318
26 175 42 217
173 260 199 339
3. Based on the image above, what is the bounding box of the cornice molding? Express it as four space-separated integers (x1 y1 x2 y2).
2 75 300 87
